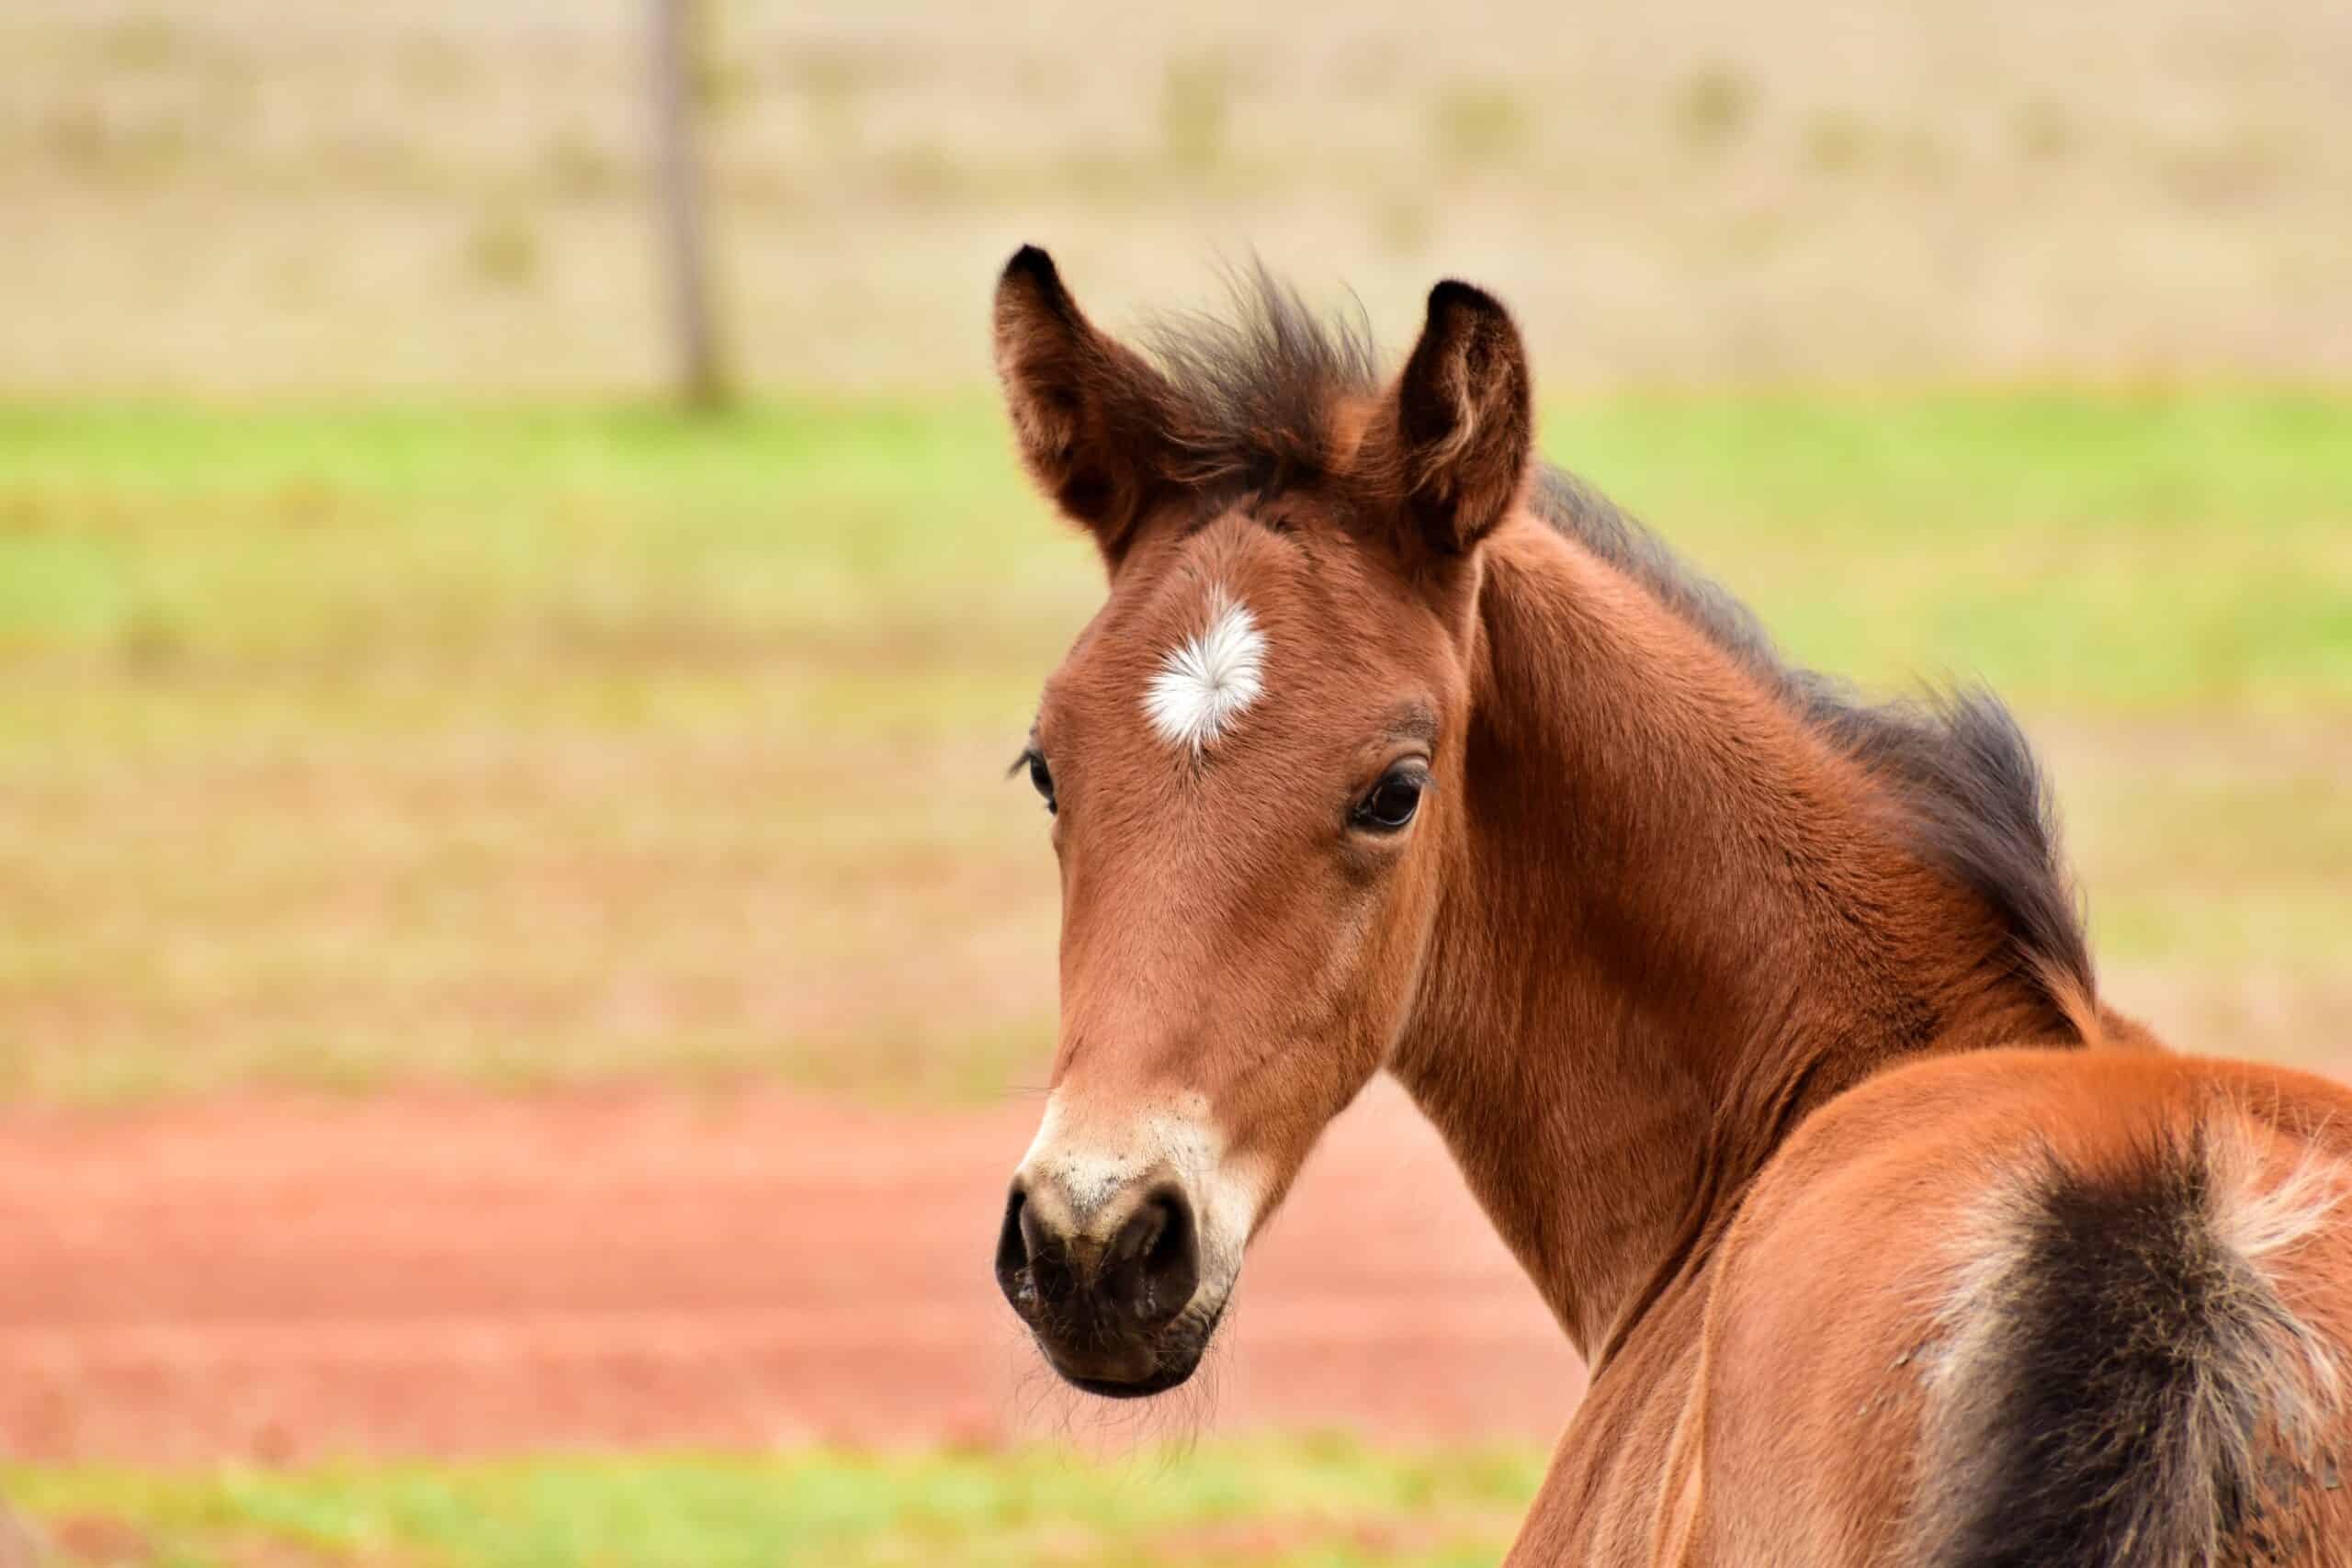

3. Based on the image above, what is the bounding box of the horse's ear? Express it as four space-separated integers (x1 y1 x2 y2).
993 246 1183 565
1377 279 1532 556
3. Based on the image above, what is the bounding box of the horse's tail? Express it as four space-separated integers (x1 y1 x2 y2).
1921 1120 2345 1566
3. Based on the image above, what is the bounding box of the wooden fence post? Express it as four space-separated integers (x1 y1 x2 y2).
648 0 730 409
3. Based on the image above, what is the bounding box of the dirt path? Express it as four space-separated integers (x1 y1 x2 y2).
0 1080 1582 1461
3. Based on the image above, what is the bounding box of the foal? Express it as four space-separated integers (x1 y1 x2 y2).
985 246 2352 1565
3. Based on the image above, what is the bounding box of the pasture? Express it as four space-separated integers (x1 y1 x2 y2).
4 392 2347 1561
4 395 2347 1110
8 1 2350 396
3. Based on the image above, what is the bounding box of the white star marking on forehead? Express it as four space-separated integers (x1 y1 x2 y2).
1142 587 1266 754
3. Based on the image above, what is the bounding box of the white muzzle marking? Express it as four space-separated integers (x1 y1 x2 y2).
1016 1091 1261 1297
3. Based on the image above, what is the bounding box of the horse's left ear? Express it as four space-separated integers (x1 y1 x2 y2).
992 245 1186 567
1376 280 1533 556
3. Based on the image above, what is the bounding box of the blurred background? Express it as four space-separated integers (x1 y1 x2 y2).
1 1 2346 1563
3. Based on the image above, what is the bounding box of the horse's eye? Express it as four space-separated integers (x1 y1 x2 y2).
1026 750 1057 815
1351 766 1425 833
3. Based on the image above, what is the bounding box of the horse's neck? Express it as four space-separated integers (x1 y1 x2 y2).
1388 515 2026 1359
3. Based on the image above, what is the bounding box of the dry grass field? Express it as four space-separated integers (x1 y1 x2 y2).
3 0 2349 394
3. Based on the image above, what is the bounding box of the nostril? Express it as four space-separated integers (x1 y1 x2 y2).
1145 1188 1194 1280
1107 1193 1166 1267
994 1184 1038 1317
1105 1187 1199 1330
1018 1190 1049 1259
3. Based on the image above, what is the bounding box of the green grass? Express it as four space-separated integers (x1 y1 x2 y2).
1 394 2346 1100
8 1438 1544 1567
5 392 2348 715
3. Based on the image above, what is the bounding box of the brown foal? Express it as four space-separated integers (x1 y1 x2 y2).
984 246 2352 1565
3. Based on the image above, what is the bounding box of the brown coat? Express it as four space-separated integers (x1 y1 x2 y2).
988 247 2352 1565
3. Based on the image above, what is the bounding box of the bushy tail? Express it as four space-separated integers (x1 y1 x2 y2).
1925 1127 2343 1567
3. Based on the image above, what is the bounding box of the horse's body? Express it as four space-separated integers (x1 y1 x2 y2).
1526 1047 2352 1564
982 247 2352 1564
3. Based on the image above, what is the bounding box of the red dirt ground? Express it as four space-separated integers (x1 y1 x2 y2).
0 1079 1584 1461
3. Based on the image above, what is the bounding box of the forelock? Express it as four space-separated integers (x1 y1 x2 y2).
1139 261 1384 499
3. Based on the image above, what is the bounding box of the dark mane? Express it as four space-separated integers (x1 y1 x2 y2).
1530 467 2095 1030
1139 271 2096 1026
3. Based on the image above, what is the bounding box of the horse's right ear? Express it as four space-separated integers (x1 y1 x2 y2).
993 246 1183 565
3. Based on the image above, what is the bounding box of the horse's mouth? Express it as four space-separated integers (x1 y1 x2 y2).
1063 1364 1198 1399
1034 1295 1228 1399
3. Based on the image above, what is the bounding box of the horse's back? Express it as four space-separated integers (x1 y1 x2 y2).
1692 1044 2352 1567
